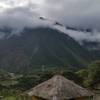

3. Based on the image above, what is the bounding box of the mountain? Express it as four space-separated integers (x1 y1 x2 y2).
0 26 93 73
0 17 99 73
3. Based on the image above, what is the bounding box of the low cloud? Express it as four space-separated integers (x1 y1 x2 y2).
44 0 100 30
54 25 100 43
0 0 100 43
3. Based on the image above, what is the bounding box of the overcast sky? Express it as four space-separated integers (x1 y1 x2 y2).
0 0 100 43
0 0 100 30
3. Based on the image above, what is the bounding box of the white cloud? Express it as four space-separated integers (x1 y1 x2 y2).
53 25 100 43
0 0 100 29
0 0 100 43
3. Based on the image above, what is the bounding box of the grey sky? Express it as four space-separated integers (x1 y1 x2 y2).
0 0 100 29
0 0 100 42
44 0 100 29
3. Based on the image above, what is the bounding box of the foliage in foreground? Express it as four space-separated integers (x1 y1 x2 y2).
0 60 100 99
0 69 83 99
77 60 100 88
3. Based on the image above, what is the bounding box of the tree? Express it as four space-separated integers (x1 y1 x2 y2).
77 60 100 87
87 60 100 85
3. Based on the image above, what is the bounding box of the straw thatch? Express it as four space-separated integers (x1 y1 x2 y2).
26 75 93 100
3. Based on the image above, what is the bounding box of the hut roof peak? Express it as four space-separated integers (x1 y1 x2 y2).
26 75 93 100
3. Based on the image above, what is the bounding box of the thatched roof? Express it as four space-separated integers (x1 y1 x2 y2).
26 75 93 100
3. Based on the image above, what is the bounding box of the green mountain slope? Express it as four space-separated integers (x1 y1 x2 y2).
0 28 92 73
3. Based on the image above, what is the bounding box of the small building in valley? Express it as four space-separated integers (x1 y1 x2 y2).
26 75 93 100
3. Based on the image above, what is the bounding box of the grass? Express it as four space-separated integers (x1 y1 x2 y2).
2 96 17 100
0 80 18 87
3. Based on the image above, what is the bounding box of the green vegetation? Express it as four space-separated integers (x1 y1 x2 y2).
0 28 92 73
0 68 82 99
0 60 100 99
2 96 16 100
77 60 100 87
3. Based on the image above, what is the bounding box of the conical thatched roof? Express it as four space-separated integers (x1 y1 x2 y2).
26 75 93 100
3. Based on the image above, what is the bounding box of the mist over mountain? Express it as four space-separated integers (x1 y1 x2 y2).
0 0 100 45
0 22 93 73
0 16 100 49
0 17 100 73
0 0 100 73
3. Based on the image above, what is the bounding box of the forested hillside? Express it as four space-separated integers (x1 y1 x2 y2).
0 28 92 73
